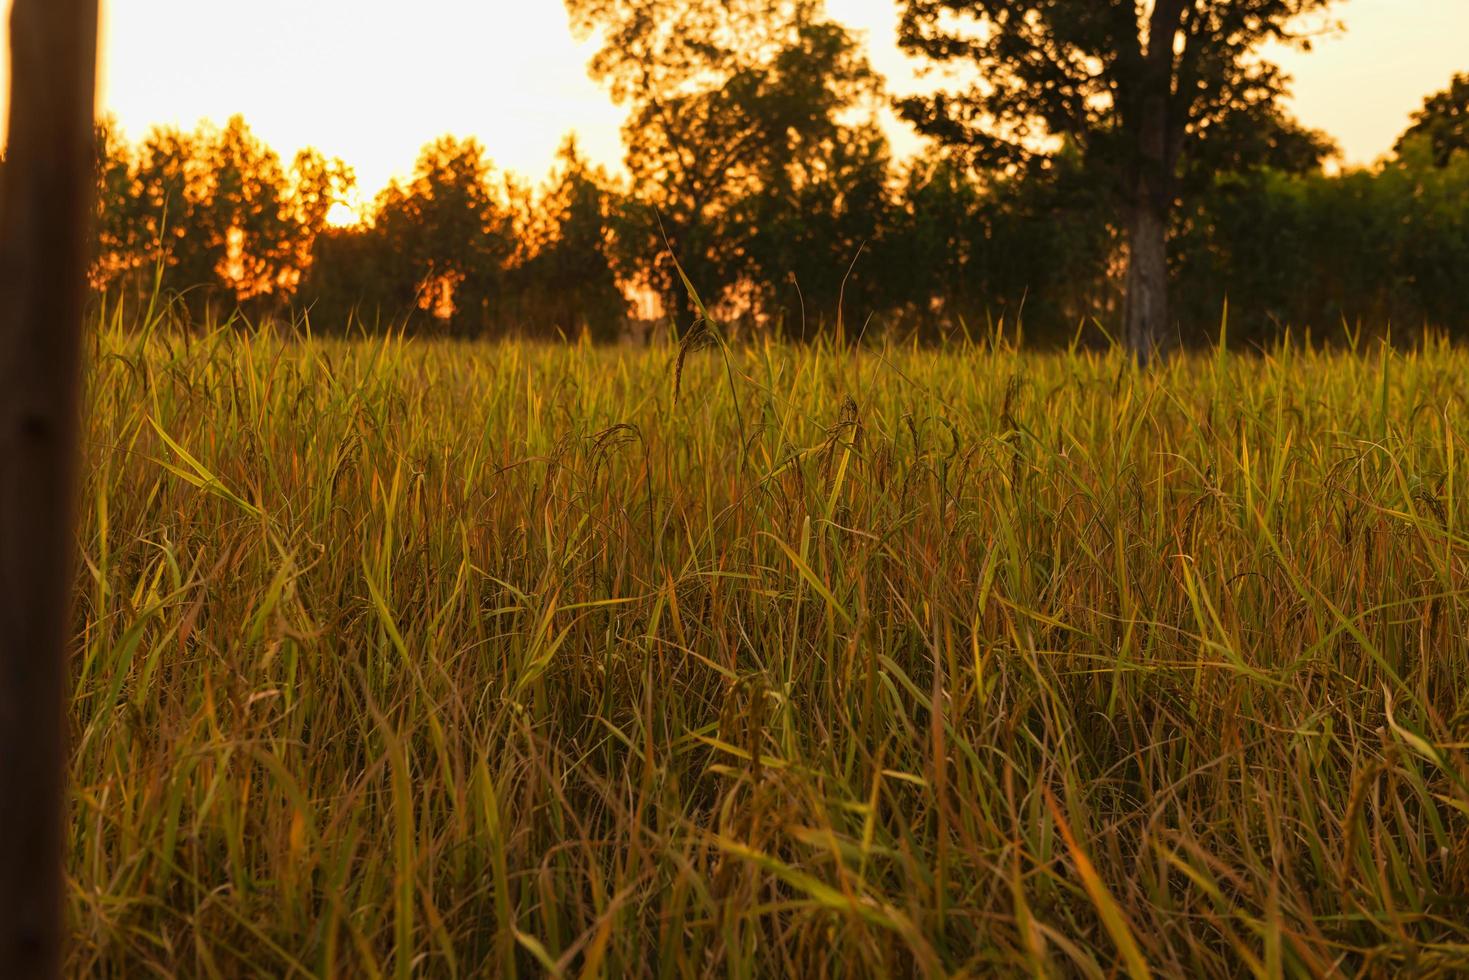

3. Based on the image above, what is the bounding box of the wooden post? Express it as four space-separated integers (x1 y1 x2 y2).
0 0 100 975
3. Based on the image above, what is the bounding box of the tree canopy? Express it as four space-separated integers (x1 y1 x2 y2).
77 0 1469 348
894 0 1344 356
565 0 884 329
93 115 352 314
1395 72 1469 167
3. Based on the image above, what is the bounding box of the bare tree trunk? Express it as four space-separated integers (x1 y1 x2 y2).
1123 86 1173 365
1124 189 1169 364
1123 0 1184 366
0 1 100 976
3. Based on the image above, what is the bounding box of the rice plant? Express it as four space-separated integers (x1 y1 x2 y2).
69 313 1469 976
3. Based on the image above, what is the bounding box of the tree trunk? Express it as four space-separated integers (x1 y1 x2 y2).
0 1 100 976
1124 190 1169 364
1124 0 1184 365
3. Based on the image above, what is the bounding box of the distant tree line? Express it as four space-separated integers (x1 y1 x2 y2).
79 5 1469 348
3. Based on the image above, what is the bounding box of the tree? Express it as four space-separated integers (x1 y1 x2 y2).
192 117 351 307
737 121 891 337
300 137 625 340
92 116 352 315
880 154 991 333
565 0 882 327
879 145 1118 342
0 0 99 975
92 117 147 290
1395 73 1469 167
895 0 1342 360
118 125 198 290
360 136 516 335
1167 148 1469 344
511 137 629 341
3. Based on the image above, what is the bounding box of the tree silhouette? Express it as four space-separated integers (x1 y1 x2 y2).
565 0 882 328
92 118 152 290
301 134 620 338
737 121 890 337
367 136 516 334
93 116 351 315
124 126 199 287
512 137 628 341
878 145 1118 341
895 0 1342 360
1396 73 1469 167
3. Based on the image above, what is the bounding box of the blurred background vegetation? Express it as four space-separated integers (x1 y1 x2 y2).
70 2 1469 349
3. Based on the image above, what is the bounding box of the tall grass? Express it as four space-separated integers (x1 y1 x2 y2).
70 313 1469 976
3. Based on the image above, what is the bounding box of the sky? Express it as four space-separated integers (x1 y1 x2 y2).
2 0 1467 214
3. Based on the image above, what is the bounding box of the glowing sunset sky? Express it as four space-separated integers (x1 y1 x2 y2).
3 0 1467 210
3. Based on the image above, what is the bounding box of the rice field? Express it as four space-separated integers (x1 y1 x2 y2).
70 317 1469 976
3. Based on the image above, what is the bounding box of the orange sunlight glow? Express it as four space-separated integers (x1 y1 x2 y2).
325 201 360 228
2 0 1467 204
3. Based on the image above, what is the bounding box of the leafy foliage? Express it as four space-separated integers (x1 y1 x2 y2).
566 0 884 326
894 0 1340 178
1176 142 1469 342
366 136 517 333
93 115 352 313
893 0 1345 354
81 2 1468 347
1395 72 1469 167
508 138 629 342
